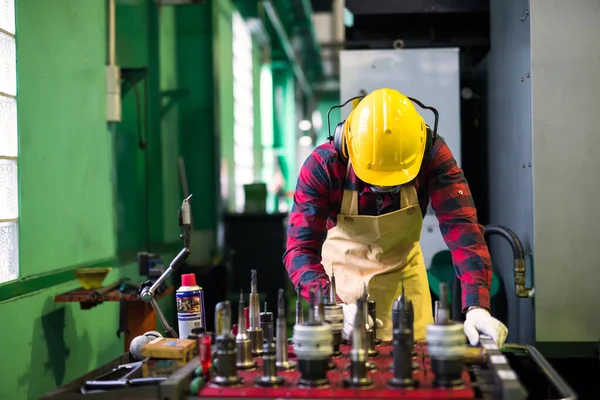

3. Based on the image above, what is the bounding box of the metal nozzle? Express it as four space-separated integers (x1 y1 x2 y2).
437 283 450 324
238 289 247 335
249 270 260 328
317 282 326 323
353 297 367 353
329 270 337 304
248 269 263 356
394 281 413 313
307 288 316 323
362 283 370 329
251 269 257 294
236 289 256 370
276 288 296 371
215 301 232 337
295 284 303 325
346 295 373 388
278 289 284 319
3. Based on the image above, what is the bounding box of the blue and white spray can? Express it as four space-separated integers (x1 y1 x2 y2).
176 273 206 339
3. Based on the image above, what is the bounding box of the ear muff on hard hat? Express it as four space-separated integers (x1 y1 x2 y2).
333 120 347 158
332 110 356 159
345 88 428 187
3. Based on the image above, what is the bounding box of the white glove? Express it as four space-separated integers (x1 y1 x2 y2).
463 308 508 348
341 303 383 340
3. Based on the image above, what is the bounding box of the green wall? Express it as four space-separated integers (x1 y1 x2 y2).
272 65 297 205
0 0 312 398
0 1 176 398
17 0 115 276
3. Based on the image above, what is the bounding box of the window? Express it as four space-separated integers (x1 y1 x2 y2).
232 12 254 212
0 0 18 284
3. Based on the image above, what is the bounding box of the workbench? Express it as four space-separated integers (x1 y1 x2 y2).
40 338 576 400
54 283 174 352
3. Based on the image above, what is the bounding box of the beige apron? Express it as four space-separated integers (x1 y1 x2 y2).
322 165 433 341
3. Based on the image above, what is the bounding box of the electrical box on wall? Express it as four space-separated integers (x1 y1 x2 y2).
106 65 122 122
339 49 461 269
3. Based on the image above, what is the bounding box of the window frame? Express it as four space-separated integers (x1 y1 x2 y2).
0 0 20 284
232 11 254 213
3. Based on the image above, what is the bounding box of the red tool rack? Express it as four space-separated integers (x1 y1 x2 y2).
198 342 473 399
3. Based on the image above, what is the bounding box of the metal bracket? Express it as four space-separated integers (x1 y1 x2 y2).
503 343 578 400
479 335 528 400
161 89 191 117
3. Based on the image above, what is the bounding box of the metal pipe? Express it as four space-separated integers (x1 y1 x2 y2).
298 0 324 75
332 0 345 43
108 0 115 66
261 1 313 98
332 0 345 77
484 224 534 298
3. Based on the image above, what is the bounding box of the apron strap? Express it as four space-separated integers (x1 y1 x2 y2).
400 184 419 209
340 161 359 216
340 164 420 216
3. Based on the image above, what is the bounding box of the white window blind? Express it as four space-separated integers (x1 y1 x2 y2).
0 0 19 283
232 12 254 212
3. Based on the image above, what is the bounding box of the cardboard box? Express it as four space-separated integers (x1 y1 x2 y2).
142 358 186 378
141 338 197 362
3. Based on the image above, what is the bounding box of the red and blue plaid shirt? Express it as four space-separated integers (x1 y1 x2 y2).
283 136 492 311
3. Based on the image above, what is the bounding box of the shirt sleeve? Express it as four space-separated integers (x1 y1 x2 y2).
426 137 493 311
283 153 332 302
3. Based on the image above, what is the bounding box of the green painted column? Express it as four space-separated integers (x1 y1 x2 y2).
214 0 235 214
158 6 182 242
272 63 297 209
114 0 164 254
175 2 220 260
260 63 276 212
252 45 264 182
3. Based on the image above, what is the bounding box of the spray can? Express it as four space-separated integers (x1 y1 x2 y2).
177 273 206 339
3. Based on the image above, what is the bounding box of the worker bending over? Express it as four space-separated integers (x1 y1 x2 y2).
283 88 507 347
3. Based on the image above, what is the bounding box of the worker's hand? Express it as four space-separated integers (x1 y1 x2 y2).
341 303 383 340
463 308 508 348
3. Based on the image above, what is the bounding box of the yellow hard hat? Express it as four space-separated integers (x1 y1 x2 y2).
345 88 427 187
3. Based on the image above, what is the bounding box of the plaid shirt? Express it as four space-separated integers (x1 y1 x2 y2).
283 136 492 311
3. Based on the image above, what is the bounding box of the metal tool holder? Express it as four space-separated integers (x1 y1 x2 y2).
478 335 527 400
41 336 577 400
139 195 193 338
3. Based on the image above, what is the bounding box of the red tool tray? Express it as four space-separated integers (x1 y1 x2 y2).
197 342 474 399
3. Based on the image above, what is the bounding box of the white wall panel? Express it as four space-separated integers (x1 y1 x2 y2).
530 0 600 343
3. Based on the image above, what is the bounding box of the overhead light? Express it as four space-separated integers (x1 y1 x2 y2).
299 135 313 147
298 120 312 131
311 110 323 131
